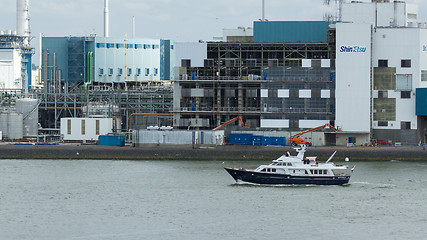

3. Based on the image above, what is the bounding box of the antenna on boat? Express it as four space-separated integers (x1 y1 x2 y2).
325 151 337 163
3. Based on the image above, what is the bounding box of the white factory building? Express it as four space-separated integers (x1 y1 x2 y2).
336 0 427 145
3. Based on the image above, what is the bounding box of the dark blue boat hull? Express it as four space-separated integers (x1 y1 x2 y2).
224 167 350 185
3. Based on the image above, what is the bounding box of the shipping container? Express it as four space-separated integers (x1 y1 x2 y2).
99 135 125 146
262 136 272 145
228 133 253 145
270 137 287 146
252 135 262 145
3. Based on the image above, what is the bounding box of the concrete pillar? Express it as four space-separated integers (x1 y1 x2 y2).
238 83 243 112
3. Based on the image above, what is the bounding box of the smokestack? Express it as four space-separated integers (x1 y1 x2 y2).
104 0 109 37
262 0 265 21
132 16 135 38
16 0 30 45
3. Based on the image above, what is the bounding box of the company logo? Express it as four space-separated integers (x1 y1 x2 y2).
339 45 367 53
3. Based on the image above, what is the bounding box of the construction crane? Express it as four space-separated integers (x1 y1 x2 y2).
212 116 250 131
289 123 341 146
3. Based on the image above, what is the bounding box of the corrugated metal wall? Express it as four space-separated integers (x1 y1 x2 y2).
133 130 224 145
254 21 330 43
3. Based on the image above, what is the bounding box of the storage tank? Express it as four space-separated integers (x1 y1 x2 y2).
16 98 39 136
8 112 23 139
0 111 9 138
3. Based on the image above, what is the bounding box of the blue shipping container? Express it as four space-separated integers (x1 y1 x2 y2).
228 134 253 145
99 135 125 146
262 136 272 146
270 137 286 146
252 135 263 145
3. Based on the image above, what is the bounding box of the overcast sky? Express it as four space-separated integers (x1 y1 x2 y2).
1 0 427 64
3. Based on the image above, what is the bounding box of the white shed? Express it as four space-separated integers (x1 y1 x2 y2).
60 118 113 141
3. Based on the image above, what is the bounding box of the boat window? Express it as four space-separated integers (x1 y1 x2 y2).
261 168 266 172
272 169 276 172
323 170 328 174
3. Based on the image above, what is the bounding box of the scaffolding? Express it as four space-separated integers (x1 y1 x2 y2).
35 84 173 130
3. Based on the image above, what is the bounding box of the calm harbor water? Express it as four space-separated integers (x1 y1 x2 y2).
0 159 426 240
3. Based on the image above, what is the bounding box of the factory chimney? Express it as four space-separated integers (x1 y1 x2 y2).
262 0 265 21
16 0 30 45
104 0 110 37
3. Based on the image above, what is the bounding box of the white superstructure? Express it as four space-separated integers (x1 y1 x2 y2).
336 0 426 145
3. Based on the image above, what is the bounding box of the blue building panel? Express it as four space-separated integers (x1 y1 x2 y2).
254 21 330 43
416 88 427 116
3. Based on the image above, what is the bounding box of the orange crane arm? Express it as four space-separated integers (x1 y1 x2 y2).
290 123 340 138
212 116 250 131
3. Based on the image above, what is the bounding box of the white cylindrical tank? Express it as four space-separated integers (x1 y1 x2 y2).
16 98 38 136
8 112 23 140
0 112 9 138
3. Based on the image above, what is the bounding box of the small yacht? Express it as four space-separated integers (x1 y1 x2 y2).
224 145 352 185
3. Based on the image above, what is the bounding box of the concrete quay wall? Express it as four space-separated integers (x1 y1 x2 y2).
0 144 426 161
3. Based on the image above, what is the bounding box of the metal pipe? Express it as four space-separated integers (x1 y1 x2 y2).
52 52 56 93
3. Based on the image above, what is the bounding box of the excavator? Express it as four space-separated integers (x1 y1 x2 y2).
289 123 341 146
212 116 250 131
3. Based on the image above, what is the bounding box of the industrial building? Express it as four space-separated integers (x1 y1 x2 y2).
2 0 427 146
38 36 174 132
336 0 427 145
174 0 427 146
41 37 174 85
0 0 175 142
0 0 34 90
173 20 338 145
